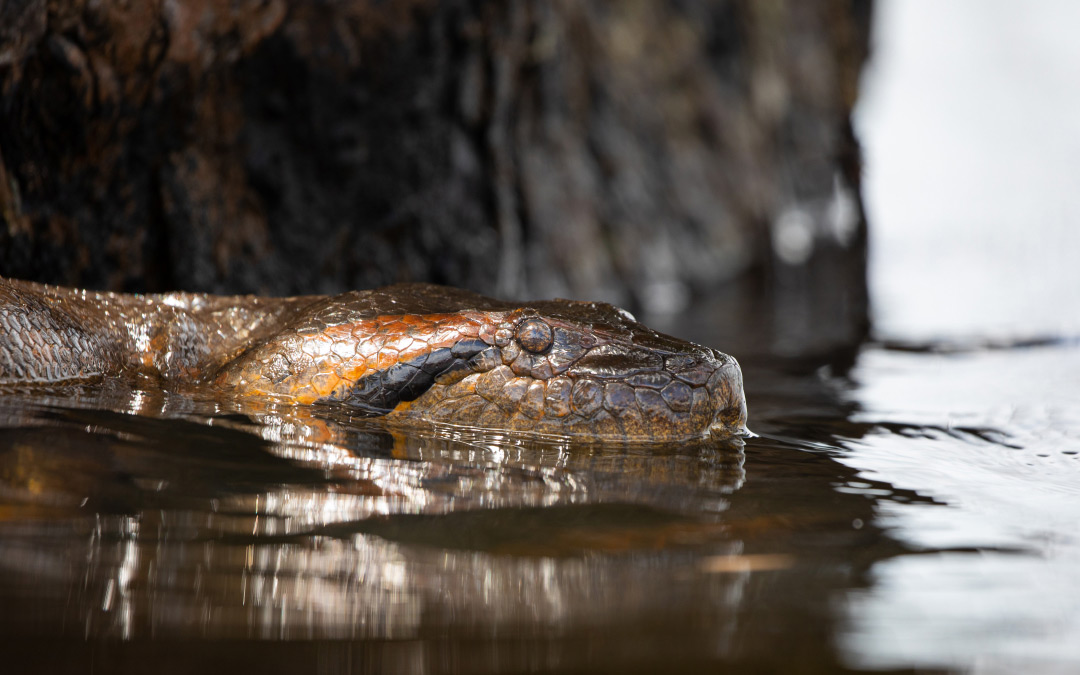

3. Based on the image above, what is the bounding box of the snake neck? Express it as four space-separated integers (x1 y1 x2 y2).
0 277 309 385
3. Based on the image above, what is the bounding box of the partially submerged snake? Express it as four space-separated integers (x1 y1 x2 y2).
0 277 747 442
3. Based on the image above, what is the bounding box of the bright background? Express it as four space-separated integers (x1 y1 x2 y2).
856 0 1080 342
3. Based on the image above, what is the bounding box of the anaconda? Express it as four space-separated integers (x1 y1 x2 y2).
0 277 747 442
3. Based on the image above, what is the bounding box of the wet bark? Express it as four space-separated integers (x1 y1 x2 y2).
0 0 871 334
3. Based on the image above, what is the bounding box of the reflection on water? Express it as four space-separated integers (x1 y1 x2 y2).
0 382 763 667
838 344 1080 671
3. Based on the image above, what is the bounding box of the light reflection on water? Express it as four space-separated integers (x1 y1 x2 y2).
836 345 1080 671
0 389 758 665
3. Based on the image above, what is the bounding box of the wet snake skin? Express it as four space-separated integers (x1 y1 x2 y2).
0 278 747 441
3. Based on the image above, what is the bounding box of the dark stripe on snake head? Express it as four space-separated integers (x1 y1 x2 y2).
320 338 490 413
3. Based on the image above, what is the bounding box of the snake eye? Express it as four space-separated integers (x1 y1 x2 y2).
515 317 554 354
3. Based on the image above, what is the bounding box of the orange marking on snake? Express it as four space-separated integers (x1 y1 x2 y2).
286 314 487 403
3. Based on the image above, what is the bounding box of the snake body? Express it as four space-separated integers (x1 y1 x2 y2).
0 278 747 441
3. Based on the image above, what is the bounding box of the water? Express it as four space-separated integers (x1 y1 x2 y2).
5 1 1080 672
2 293 1076 672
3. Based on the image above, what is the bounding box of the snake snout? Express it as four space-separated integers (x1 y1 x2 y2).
705 356 750 439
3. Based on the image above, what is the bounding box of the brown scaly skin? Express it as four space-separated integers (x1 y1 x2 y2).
0 278 748 442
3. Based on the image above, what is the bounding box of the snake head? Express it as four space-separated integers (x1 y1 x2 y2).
215 286 748 443
386 300 749 442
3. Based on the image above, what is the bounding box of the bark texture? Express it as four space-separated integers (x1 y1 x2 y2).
0 0 871 325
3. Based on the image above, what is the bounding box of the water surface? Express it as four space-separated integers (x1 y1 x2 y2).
2 286 1076 673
